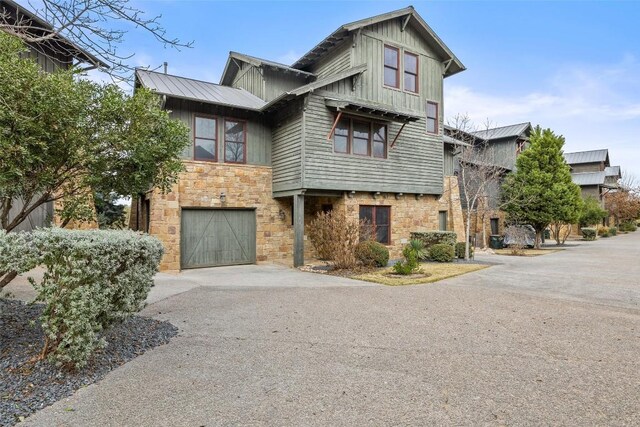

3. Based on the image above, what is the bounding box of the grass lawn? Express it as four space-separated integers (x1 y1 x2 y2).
353 263 489 286
494 248 562 257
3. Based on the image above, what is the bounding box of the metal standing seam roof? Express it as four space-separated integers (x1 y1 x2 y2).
471 122 531 141
605 166 621 177
136 69 267 111
564 149 609 165
571 172 606 186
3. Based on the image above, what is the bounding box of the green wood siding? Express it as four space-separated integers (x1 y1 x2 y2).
263 69 308 102
22 44 71 72
571 162 604 173
443 145 455 176
302 93 443 194
488 139 517 171
165 98 271 166
232 62 265 100
271 101 303 193
308 41 352 78
180 209 256 268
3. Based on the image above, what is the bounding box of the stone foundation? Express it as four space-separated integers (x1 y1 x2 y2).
147 162 466 271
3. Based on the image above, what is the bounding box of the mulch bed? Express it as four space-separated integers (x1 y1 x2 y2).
0 299 177 426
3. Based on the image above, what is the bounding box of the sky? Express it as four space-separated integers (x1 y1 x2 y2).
100 0 640 177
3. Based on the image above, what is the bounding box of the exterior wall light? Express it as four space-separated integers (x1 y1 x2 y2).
278 209 286 221
220 192 226 203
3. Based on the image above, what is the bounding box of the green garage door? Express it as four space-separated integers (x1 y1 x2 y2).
181 209 256 269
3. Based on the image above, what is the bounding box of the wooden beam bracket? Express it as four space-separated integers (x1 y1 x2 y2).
326 111 343 141
401 13 412 32
390 122 407 148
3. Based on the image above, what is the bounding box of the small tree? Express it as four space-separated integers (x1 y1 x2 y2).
605 174 640 226
501 126 583 249
0 33 190 287
580 196 607 227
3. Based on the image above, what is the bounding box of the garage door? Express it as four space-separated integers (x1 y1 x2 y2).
180 209 256 269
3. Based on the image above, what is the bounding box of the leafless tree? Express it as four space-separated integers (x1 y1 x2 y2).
0 0 192 81
446 114 511 260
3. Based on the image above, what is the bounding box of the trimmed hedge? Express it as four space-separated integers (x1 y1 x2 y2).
455 242 473 259
0 228 163 367
581 227 597 241
598 227 609 237
410 231 457 250
428 243 454 262
355 240 389 267
619 222 637 232
609 227 617 236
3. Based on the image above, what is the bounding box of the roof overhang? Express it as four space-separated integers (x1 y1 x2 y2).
220 51 315 86
325 98 421 123
1 0 108 68
292 6 465 78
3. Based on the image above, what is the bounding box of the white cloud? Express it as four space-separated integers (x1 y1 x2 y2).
275 50 301 66
445 56 640 176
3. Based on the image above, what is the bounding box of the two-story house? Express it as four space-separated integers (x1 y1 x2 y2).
1 0 106 231
444 122 532 245
131 6 467 271
564 149 621 205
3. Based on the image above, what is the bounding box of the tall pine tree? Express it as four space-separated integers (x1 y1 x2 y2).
501 126 583 248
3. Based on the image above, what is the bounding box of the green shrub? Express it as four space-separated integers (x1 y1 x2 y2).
1 228 163 368
609 227 617 236
619 222 637 232
428 243 454 262
410 231 456 250
597 227 609 236
454 242 473 259
581 227 597 241
392 243 420 275
354 240 389 267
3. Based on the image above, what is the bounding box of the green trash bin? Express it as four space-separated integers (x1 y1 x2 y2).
544 229 550 240
489 235 504 249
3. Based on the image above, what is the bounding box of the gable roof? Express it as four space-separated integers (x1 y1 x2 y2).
136 69 266 111
0 0 108 67
291 6 465 77
471 122 532 141
220 51 315 86
605 165 621 178
564 149 609 165
571 171 606 186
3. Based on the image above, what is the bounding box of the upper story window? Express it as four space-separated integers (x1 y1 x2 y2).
404 52 419 93
224 119 246 163
383 45 400 88
194 115 217 161
426 101 438 134
333 116 387 159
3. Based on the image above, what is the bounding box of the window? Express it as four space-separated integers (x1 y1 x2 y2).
224 119 246 163
373 124 387 159
426 101 438 134
404 52 419 93
333 116 387 159
352 121 370 156
383 45 400 88
359 205 391 244
194 115 217 161
438 210 448 231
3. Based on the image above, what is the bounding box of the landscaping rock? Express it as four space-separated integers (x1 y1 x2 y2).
0 299 177 426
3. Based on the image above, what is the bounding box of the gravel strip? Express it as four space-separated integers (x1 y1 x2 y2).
0 299 177 426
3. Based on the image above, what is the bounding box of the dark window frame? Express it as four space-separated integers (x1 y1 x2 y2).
359 205 391 245
333 115 387 159
403 51 419 94
383 45 400 89
351 119 371 157
438 210 448 231
193 114 218 162
223 118 247 164
426 101 439 135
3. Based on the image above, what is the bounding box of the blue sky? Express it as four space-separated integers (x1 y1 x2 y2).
117 0 640 177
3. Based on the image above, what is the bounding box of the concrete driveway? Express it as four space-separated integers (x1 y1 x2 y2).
22 233 640 426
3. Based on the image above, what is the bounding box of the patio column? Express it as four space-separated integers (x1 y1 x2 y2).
293 193 305 267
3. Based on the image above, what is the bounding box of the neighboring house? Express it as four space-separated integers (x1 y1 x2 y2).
564 149 621 204
130 6 468 271
445 122 532 245
1 0 105 231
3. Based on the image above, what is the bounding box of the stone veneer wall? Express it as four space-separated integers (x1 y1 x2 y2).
150 162 466 271
150 161 293 272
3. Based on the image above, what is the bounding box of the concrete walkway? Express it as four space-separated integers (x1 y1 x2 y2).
19 233 640 426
